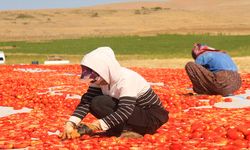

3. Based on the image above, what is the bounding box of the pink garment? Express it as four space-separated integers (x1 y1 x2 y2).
191 43 224 59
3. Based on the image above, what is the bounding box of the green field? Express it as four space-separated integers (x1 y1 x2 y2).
1 34 250 64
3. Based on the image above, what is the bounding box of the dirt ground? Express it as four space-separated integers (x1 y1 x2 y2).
0 0 249 72
0 0 250 41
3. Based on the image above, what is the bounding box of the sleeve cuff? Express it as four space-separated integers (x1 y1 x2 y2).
89 83 100 88
69 116 82 126
99 119 110 131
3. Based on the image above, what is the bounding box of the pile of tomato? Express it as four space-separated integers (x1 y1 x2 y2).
0 65 249 149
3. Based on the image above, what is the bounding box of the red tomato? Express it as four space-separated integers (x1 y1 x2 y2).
191 121 207 132
48 127 58 132
209 99 215 105
202 131 217 141
233 139 248 148
237 124 250 136
246 135 250 141
227 128 245 140
0 143 13 149
214 126 227 136
13 105 23 110
214 137 228 146
224 98 232 102
169 143 183 150
190 131 202 139
13 141 30 149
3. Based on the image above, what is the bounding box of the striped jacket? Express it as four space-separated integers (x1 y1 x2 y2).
70 47 164 130
72 86 163 130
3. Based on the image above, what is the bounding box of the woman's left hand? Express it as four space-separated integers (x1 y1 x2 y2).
87 120 102 131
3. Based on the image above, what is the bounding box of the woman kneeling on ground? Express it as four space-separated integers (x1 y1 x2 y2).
185 43 242 96
61 47 169 139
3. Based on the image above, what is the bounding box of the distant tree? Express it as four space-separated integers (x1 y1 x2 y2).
91 12 99 17
151 7 163 11
134 10 141 14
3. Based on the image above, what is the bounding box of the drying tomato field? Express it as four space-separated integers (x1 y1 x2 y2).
0 64 250 149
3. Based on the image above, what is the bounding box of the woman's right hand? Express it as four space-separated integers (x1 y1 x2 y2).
60 121 80 139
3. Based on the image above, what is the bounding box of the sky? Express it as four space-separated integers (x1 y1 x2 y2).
0 0 156 10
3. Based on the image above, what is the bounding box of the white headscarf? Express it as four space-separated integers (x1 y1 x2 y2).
80 47 122 85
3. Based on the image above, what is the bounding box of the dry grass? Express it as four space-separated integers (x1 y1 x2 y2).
0 0 250 41
120 57 250 73
1 0 249 72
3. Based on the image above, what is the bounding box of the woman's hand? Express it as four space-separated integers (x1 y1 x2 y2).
87 120 102 131
60 121 80 140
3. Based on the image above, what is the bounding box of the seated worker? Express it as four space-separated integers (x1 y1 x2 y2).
185 43 242 96
61 47 169 139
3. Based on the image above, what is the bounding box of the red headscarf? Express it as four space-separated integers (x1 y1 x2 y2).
191 43 225 59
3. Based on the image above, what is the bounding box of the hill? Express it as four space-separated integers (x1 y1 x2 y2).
0 0 249 41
